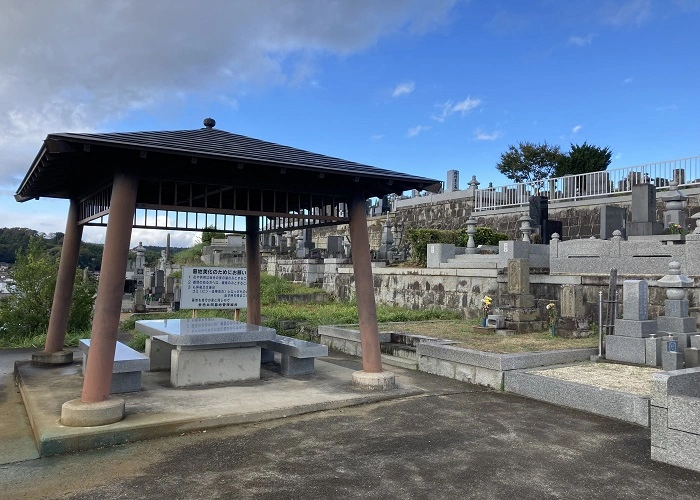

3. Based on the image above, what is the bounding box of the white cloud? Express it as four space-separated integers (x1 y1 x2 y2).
432 96 481 122
572 125 583 134
601 0 652 27
392 81 415 97
673 0 700 11
407 125 431 138
474 128 502 141
371 134 385 141
656 104 678 112
614 153 623 160
623 77 634 84
0 0 457 187
568 34 596 46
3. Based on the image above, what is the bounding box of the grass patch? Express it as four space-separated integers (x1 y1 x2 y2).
128 332 148 352
377 320 598 353
0 330 87 349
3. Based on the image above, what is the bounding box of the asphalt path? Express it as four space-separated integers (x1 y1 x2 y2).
2 359 700 500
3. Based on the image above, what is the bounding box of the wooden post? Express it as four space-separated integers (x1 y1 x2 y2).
81 173 138 403
348 193 383 373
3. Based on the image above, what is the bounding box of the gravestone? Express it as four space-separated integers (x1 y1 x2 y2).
541 219 562 244
607 280 659 365
381 195 391 214
508 259 529 295
446 170 459 192
501 258 538 331
560 285 583 318
600 205 627 239
327 236 344 255
528 196 548 229
627 183 664 236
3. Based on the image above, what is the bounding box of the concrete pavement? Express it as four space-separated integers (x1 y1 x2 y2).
2 350 700 499
0 348 39 464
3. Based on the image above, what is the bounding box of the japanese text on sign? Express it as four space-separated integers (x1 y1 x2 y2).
180 266 247 310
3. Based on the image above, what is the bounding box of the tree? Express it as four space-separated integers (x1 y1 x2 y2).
496 141 564 183
0 237 96 339
556 142 612 177
201 226 226 246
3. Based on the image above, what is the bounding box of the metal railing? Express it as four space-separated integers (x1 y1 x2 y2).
474 156 700 212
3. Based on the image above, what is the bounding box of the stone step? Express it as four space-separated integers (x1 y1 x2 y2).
381 353 419 370
451 254 499 262
442 259 498 269
380 342 418 360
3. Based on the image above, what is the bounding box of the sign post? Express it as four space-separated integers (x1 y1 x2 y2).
181 267 247 318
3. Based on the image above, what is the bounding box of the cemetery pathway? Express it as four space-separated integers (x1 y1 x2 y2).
2 353 700 499
0 349 39 465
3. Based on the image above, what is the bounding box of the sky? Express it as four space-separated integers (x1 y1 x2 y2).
1 0 699 248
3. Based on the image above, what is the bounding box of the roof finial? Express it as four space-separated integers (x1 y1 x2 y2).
203 117 216 129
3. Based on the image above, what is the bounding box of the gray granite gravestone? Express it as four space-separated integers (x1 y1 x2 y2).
607 280 659 365
600 205 627 240
627 183 664 236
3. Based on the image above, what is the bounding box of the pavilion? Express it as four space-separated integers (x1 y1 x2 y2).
14 118 441 426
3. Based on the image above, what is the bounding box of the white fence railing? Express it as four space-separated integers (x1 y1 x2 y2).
473 156 700 212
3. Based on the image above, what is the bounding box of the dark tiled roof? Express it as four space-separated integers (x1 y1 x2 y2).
16 126 441 202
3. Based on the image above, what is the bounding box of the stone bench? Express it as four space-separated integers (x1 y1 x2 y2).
258 335 328 376
79 339 150 393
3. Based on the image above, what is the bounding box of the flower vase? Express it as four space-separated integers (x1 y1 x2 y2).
550 324 557 337
481 317 487 328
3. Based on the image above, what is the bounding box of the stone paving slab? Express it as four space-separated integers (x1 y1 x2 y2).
0 349 39 465
14 355 422 457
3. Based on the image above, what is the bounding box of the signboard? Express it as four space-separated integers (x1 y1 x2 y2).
181 266 247 310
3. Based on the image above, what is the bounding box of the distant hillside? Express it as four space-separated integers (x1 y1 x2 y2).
0 227 186 271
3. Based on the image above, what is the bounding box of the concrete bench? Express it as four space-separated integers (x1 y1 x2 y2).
79 339 150 393
258 335 328 376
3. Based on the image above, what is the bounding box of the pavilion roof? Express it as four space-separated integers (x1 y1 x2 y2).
15 122 442 203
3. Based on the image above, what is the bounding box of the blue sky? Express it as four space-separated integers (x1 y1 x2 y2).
1 0 698 247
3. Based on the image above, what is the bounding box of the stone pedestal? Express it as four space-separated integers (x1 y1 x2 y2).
170 346 261 387
352 370 396 391
32 350 73 366
61 398 125 427
145 336 175 371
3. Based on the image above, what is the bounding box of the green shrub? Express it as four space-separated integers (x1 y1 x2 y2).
407 227 509 266
474 227 509 246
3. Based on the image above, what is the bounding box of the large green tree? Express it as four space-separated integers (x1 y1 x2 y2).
556 142 613 177
0 237 97 339
496 141 564 183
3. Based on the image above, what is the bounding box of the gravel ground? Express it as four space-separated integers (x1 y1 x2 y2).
530 363 662 396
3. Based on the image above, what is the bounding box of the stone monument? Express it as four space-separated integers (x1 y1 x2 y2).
498 259 541 333
656 261 695 370
607 280 659 365
627 183 664 237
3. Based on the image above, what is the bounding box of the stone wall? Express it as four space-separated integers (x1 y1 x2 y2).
271 258 698 327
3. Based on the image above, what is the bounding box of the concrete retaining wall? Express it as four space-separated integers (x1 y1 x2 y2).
650 367 700 472
319 326 595 390
504 369 651 426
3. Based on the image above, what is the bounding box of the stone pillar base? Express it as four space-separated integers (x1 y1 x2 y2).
352 370 396 391
61 398 125 427
32 350 73 366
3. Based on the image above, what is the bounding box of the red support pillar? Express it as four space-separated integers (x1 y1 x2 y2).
348 194 383 373
33 199 83 365
246 216 261 326
81 173 138 403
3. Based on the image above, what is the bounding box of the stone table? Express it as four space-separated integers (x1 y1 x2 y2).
135 318 276 387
